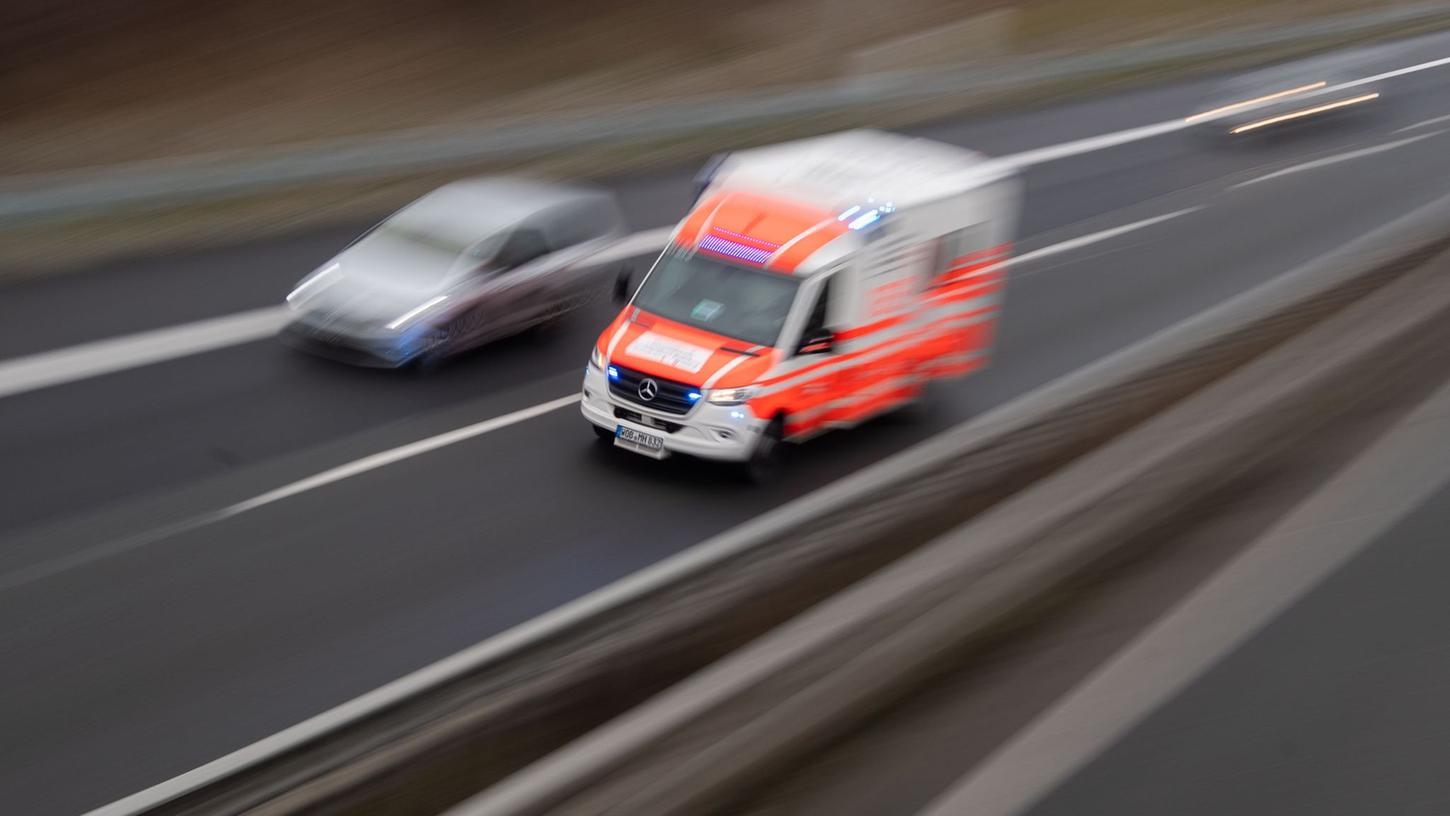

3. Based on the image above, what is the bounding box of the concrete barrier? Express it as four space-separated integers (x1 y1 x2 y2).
92 191 1450 816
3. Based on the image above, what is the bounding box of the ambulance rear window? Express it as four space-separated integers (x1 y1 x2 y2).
634 251 800 347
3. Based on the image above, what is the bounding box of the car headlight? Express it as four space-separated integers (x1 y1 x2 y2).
706 386 756 405
286 262 341 308
589 346 605 369
385 295 449 331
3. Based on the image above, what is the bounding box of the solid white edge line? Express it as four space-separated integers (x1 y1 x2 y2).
1230 129 1447 188
0 306 289 399
918 377 1450 816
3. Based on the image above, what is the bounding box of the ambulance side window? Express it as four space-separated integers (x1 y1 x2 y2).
796 277 835 356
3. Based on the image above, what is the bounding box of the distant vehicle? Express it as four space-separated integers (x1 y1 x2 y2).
582 129 1022 481
1187 64 1382 139
283 177 625 367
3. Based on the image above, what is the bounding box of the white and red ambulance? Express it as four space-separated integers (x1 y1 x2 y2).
582 129 1021 479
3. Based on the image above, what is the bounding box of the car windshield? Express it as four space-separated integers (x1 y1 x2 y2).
632 250 801 347
353 223 503 287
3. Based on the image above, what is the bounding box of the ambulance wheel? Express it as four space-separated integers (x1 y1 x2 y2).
592 425 615 443
740 416 785 484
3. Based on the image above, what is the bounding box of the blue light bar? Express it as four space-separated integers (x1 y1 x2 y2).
687 390 702 402
697 234 774 266
608 365 620 381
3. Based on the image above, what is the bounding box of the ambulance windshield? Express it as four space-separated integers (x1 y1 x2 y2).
633 250 800 347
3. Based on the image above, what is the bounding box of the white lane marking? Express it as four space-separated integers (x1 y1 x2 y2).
976 208 1202 279
227 394 578 514
917 379 1450 816
1230 129 1447 189
1394 112 1450 133
0 394 580 595
1002 120 1188 167
0 306 289 399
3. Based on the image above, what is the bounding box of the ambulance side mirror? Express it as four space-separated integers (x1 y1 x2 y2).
612 266 633 304
797 329 836 356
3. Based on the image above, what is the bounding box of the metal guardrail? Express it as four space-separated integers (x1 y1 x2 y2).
6 2 1450 225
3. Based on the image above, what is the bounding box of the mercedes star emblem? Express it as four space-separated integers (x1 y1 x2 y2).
637 378 659 402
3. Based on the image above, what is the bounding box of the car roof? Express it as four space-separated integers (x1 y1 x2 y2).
389 177 610 246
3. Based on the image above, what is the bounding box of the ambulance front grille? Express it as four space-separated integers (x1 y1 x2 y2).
608 365 698 415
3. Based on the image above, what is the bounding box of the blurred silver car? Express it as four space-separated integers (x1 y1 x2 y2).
1188 63 1381 139
283 177 625 367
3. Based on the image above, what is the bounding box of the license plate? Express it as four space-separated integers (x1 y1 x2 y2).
615 425 666 458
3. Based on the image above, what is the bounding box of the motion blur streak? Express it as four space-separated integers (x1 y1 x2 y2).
1184 81 1327 122
1231 129 1447 188
1229 92 1381 133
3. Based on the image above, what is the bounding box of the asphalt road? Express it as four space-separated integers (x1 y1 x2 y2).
1026 446 1450 816
3 32 1450 816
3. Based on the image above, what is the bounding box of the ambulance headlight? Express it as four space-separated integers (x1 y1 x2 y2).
706 387 756 406
589 346 605 370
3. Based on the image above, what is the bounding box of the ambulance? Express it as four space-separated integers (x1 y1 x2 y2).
582 129 1021 479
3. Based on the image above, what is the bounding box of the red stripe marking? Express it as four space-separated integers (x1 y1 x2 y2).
835 314 912 342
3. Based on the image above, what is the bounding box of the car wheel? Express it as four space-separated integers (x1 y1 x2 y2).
739 416 785 484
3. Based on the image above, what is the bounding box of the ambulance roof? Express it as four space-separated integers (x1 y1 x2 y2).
711 130 1011 210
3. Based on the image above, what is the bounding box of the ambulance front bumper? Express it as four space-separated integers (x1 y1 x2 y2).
581 364 765 462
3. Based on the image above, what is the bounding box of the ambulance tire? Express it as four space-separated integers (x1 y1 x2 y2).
740 416 785 484
592 424 616 443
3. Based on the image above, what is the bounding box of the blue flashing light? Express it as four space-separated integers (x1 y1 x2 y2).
848 209 882 230
836 205 862 221
687 390 702 402
607 365 620 381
